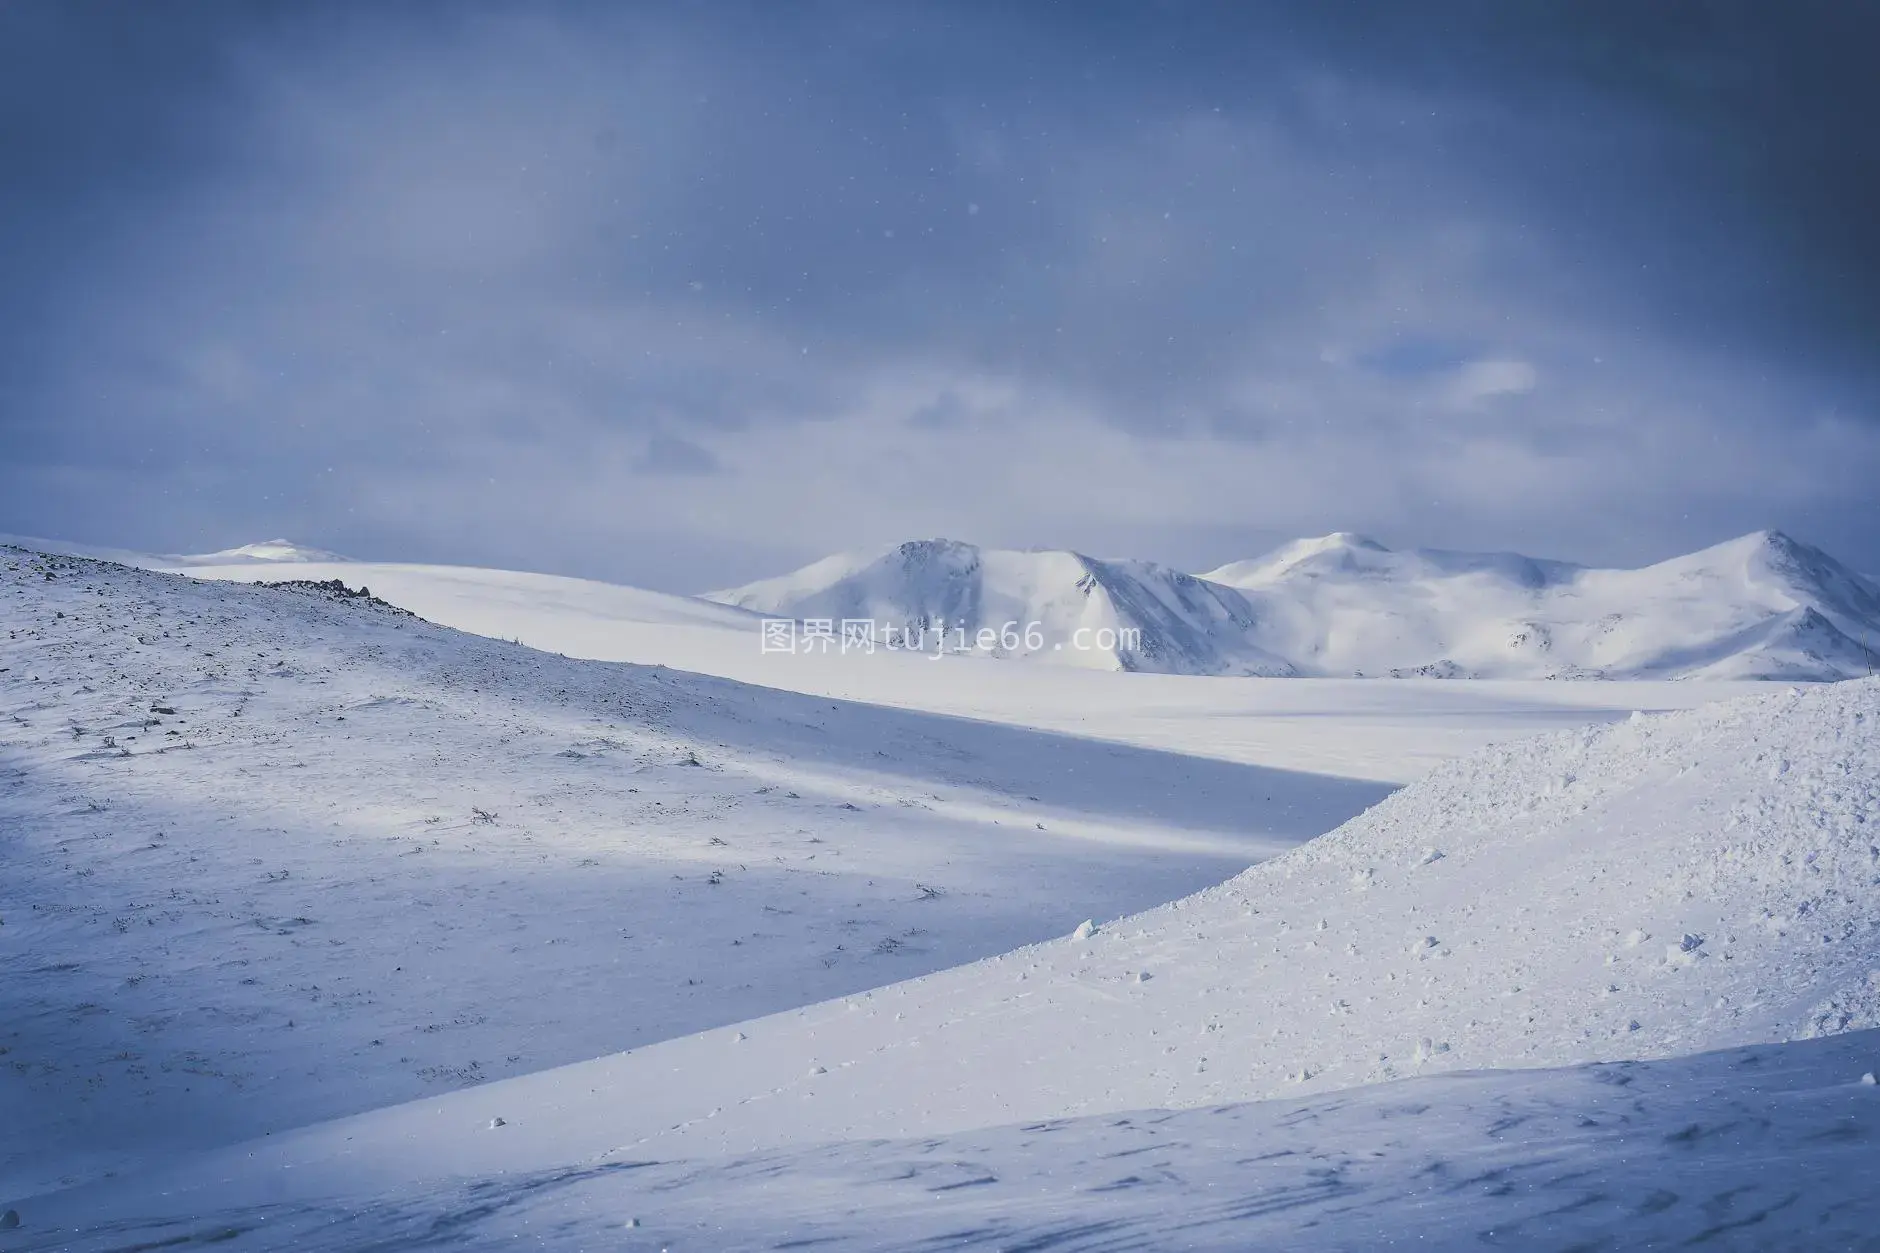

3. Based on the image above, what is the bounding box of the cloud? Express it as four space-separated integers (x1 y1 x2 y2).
2 3 1877 586
1446 359 1539 407
634 434 721 478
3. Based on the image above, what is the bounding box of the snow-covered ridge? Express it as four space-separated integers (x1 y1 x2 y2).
0 533 348 567
715 529 1880 680
709 537 1295 676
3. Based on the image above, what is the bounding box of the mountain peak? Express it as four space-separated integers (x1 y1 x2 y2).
1202 533 1393 587
1312 531 1388 551
173 539 349 565
706 540 1294 676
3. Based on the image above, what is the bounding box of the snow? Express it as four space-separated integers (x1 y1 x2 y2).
158 553 1770 785
19 642 1878 1240
708 537 1297 676
712 529 1880 680
1207 528 1880 681
15 527 1880 682
25 1030 1880 1251
0 546 1381 1197
167 539 352 566
6 537 1877 1249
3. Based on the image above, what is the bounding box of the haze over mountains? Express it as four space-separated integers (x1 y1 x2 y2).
713 529 1880 682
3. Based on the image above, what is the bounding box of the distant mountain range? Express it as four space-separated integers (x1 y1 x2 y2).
9 527 1875 681
709 530 1880 681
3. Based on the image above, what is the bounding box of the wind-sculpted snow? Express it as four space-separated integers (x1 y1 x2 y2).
25 676 1875 1242
0 545 1386 1197
26 1031 1880 1250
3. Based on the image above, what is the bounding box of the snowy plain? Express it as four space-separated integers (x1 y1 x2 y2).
3 538 1877 1250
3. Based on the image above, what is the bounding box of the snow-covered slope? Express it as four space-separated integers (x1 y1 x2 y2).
168 557 768 658
707 538 1297 676
40 677 1877 1218
0 545 1386 1197
1207 528 1880 681
32 1031 1880 1251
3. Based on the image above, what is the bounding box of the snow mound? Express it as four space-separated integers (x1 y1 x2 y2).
708 538 1296 676
711 676 1880 1133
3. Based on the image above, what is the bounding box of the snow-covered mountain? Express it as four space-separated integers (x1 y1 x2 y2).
1208 528 1880 681
168 537 350 565
712 530 1880 680
0 533 348 567
708 538 1297 675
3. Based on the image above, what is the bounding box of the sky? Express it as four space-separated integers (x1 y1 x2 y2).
3 1 1878 590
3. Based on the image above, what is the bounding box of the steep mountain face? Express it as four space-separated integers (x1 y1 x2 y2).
1204 529 1880 681
707 539 1296 675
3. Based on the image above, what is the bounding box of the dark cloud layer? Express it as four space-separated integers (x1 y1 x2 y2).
3 1 1876 588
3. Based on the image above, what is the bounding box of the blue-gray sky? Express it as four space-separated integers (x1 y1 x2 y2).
4 1 1877 589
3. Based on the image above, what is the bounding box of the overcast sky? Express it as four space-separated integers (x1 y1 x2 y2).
4 1 1877 589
